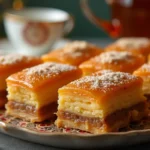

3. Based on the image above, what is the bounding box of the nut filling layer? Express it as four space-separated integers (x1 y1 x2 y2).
58 102 147 129
6 101 57 115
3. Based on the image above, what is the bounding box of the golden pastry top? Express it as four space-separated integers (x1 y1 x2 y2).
79 51 145 74
95 51 135 64
115 38 150 49
105 38 150 57
60 72 142 94
42 41 102 66
133 64 150 76
0 54 39 65
0 54 42 74
7 62 81 90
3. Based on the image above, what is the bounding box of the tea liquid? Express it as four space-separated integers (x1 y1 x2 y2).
111 0 150 37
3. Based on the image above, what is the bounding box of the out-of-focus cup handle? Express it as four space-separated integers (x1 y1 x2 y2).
80 0 121 38
63 15 74 36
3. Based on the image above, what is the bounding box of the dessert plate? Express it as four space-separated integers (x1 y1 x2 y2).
0 110 150 149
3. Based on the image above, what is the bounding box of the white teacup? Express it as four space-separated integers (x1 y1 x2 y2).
4 7 74 56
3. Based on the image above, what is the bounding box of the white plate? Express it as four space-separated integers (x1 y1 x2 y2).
0 110 150 149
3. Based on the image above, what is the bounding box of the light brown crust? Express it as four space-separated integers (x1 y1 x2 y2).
79 51 145 76
59 72 143 98
42 41 102 66
105 38 150 57
56 101 148 134
6 62 82 90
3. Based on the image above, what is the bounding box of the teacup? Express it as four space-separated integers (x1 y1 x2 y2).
4 7 74 56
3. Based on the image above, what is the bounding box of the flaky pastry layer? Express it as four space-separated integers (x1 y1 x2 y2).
58 86 145 118
56 101 148 134
7 69 81 108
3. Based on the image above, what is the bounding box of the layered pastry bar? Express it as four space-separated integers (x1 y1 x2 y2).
79 51 145 76
105 37 150 58
42 41 102 66
133 64 150 96
56 72 148 134
0 54 42 108
6 62 82 122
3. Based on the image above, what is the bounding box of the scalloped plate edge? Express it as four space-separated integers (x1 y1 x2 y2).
1 121 150 149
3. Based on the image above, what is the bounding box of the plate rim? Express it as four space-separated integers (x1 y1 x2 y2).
1 120 150 137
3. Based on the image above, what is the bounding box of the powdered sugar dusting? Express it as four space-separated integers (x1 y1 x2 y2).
72 72 138 90
0 54 30 65
62 41 95 58
26 62 76 78
96 51 133 64
116 37 150 49
64 41 90 51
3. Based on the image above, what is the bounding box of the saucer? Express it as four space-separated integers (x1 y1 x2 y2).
0 38 70 55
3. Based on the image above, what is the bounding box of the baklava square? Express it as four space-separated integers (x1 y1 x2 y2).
0 54 42 108
6 62 82 122
56 72 148 134
42 41 102 66
79 51 145 76
105 37 150 58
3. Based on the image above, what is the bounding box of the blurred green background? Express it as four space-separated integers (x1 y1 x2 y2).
1 0 110 38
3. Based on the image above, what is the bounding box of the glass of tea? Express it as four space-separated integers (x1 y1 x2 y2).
80 0 150 38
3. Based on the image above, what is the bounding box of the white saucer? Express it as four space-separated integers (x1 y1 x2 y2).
0 38 113 55
0 38 70 55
